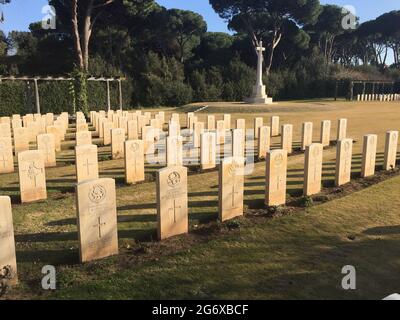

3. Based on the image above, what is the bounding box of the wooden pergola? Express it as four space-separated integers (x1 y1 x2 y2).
0 75 126 114
335 79 396 101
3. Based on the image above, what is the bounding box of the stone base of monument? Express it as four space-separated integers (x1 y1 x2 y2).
245 96 273 104
245 85 273 104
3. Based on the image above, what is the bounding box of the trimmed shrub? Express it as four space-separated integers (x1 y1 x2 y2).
0 82 27 116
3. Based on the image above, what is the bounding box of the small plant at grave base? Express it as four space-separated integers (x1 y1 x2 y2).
0 265 13 297
313 195 330 203
132 244 150 255
99 155 111 162
225 219 241 230
332 187 343 194
298 196 314 208
267 205 286 217
347 234 356 241
146 173 156 182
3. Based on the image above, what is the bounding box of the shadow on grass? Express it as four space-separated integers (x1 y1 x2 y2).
188 191 218 197
118 203 156 211
47 214 159 227
15 231 78 243
47 185 75 194
16 248 78 265
363 225 400 236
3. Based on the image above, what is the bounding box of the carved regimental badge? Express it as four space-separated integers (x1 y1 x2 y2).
274 153 284 167
89 184 107 204
167 172 181 188
228 161 241 176
130 142 140 153
344 140 351 152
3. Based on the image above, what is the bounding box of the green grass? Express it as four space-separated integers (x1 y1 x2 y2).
13 173 400 300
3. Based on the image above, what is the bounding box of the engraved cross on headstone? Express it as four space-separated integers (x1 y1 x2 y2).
369 138 375 169
208 135 213 164
229 185 240 209
274 156 283 191
312 150 320 182
344 145 351 174
276 173 281 191
83 158 94 175
93 216 106 239
0 154 7 169
168 199 181 223
131 145 139 175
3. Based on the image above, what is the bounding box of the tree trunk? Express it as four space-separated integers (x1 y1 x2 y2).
82 0 94 72
71 0 90 116
265 29 282 76
392 45 399 65
179 42 184 63
178 34 185 64
70 0 116 114
71 0 84 69
265 47 274 77
382 46 388 66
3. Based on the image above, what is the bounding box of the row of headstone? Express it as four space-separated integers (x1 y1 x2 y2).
75 140 146 185
75 112 92 148
11 111 395 207
179 118 341 169
0 112 69 176
0 113 69 204
4 110 342 179
77 128 398 262
186 113 280 137
70 110 151 263
5 111 343 204
109 115 341 172
0 113 54 134
265 130 399 205
2 120 399 288
357 93 400 102
0 157 241 280
91 110 165 146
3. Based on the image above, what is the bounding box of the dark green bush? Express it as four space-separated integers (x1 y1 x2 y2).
0 82 27 116
134 52 193 107
165 81 193 107
39 81 74 115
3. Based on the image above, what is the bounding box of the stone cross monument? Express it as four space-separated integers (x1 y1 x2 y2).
245 41 273 104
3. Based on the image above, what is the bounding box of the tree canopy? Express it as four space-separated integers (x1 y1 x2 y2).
0 1 399 108
209 0 321 74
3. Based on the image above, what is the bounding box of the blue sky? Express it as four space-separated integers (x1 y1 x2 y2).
0 0 399 35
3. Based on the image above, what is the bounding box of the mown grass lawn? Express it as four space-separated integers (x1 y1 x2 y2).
13 173 400 300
